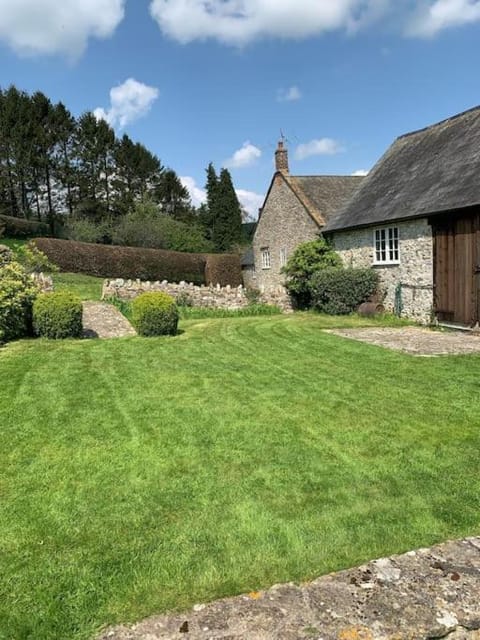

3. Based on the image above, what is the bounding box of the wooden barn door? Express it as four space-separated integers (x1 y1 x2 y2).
433 212 480 326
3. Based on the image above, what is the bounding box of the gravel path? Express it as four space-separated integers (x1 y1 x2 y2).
82 301 136 339
325 326 480 356
99 537 480 640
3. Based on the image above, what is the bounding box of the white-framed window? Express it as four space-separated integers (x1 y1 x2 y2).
261 247 271 269
373 227 400 264
280 248 288 267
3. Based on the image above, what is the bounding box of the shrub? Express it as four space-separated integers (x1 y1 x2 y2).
16 243 58 274
0 244 13 267
283 237 342 307
112 205 214 253
63 218 113 245
132 292 179 336
33 291 83 339
0 214 49 238
33 238 207 284
309 267 379 315
0 262 38 342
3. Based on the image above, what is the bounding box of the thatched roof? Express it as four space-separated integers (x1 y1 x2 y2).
324 105 480 232
289 176 364 226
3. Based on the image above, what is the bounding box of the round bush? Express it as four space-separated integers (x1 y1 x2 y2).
131 292 179 336
33 291 83 339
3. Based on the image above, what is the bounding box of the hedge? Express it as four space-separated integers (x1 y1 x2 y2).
131 292 179 336
33 238 207 284
309 267 379 315
33 291 83 339
0 262 38 343
204 254 242 287
0 214 49 238
33 238 243 286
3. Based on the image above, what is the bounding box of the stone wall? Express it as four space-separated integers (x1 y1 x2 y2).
253 174 319 291
102 279 293 312
333 218 434 324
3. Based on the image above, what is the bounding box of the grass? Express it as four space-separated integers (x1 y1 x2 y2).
52 272 104 301
0 236 30 253
0 314 479 639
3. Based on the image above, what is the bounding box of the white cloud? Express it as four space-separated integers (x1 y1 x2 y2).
0 0 125 57
236 189 265 219
277 86 302 102
408 0 480 37
295 138 344 160
225 142 262 169
94 78 159 128
352 169 369 176
149 0 387 45
181 176 264 219
180 176 206 208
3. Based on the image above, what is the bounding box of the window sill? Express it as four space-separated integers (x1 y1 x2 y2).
372 261 400 267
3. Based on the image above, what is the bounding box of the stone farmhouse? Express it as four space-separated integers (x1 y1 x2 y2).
244 142 363 290
324 105 480 326
249 106 480 326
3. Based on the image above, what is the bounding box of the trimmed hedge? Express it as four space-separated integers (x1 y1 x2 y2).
132 292 179 336
0 214 49 238
205 254 242 287
33 237 243 286
309 267 379 315
33 291 83 339
33 238 207 284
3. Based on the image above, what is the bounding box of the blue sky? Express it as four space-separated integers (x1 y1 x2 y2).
1 0 480 217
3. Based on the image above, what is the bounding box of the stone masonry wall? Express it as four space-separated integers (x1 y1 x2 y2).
102 279 293 311
253 175 319 291
333 218 434 324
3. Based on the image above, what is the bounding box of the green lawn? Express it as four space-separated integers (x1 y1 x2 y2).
0 314 479 639
52 272 104 301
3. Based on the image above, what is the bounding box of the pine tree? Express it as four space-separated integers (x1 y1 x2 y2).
211 168 242 252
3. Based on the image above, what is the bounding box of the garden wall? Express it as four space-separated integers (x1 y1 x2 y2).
102 279 293 311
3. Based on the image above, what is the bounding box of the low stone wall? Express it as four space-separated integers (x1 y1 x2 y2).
102 279 293 312
32 272 54 292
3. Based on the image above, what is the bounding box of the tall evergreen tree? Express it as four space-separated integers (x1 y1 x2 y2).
212 168 243 251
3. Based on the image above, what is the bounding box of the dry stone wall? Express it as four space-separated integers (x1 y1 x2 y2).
102 279 293 312
333 218 434 324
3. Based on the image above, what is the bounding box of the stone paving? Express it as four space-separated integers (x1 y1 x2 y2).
82 301 136 339
325 326 480 356
99 537 480 640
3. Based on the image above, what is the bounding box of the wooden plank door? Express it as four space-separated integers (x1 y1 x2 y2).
433 213 479 326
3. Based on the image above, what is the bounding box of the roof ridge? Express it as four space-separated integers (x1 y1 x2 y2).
292 174 364 179
398 104 480 140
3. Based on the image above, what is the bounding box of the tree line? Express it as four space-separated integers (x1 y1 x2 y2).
0 85 245 252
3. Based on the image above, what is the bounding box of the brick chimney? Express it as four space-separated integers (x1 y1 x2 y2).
275 140 289 174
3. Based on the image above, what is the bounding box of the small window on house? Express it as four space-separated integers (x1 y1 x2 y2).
280 248 288 267
374 227 399 264
261 247 271 269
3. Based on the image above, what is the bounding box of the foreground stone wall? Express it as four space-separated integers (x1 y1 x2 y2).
102 279 293 312
333 218 434 324
100 536 480 639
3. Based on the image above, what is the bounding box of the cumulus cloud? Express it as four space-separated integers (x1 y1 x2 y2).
277 86 302 102
295 138 344 160
149 0 387 45
225 142 262 169
94 78 159 128
408 0 480 37
352 169 369 176
0 0 125 57
181 176 264 219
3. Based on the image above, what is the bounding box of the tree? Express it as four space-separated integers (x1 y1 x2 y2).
155 169 192 221
212 168 243 251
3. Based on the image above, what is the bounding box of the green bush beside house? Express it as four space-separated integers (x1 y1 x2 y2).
132 292 179 336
